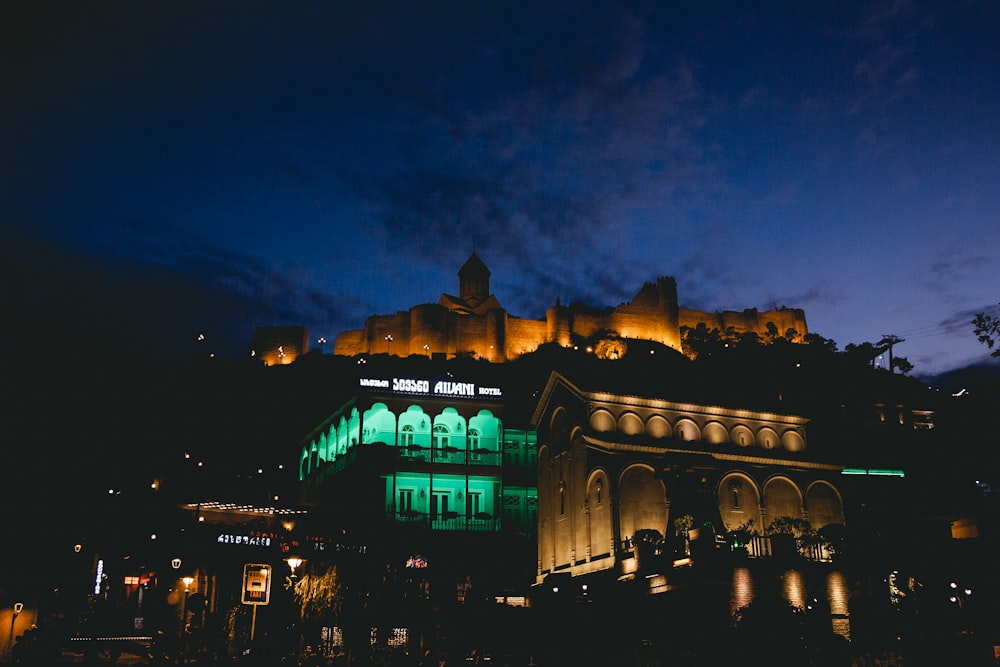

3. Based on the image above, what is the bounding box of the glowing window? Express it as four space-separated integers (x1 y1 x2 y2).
433 424 450 448
399 489 414 512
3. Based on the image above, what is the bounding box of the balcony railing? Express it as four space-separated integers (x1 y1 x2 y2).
468 449 501 466
433 447 467 464
391 510 499 532
396 446 501 466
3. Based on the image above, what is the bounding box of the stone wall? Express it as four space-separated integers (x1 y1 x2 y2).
332 267 807 360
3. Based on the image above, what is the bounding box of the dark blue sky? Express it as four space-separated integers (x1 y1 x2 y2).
3 1 998 377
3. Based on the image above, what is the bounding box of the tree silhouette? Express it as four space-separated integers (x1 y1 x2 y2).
973 306 1000 357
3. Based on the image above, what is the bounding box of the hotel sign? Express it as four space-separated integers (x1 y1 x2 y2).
359 376 502 398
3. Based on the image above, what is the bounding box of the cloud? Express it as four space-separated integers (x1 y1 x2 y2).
351 10 723 318
1 223 366 359
848 0 935 123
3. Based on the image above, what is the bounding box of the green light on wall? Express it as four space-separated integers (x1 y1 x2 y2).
841 468 905 477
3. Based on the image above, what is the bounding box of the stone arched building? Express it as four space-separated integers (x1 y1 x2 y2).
531 370 846 585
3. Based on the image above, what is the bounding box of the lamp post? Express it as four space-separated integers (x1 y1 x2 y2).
7 603 22 663
180 577 194 664
283 558 305 656
385 334 393 354
949 581 973 635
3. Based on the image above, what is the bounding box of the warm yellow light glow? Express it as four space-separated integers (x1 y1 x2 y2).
182 576 194 590
782 569 806 609
285 557 304 574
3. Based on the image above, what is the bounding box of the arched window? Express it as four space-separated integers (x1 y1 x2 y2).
596 480 603 506
433 424 450 448
400 425 415 447
468 428 480 449
559 480 566 516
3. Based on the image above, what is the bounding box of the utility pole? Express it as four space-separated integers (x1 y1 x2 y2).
879 335 905 373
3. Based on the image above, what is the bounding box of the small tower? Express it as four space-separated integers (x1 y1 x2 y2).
459 251 491 307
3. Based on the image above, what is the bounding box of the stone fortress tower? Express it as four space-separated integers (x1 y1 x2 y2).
333 252 807 361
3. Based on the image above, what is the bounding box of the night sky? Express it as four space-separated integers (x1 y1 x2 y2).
4 1 999 378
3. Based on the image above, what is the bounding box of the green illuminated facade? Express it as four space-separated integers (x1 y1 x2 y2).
298 374 537 535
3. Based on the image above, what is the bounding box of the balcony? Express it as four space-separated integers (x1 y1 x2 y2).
396 445 502 466
433 447 467 464
391 510 499 532
399 445 430 463
468 448 501 466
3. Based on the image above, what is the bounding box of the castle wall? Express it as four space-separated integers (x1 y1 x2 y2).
330 257 806 361
608 277 681 350
678 307 808 341
333 330 365 357
545 306 571 347
453 311 490 358
408 304 450 356
507 316 548 359
364 312 410 356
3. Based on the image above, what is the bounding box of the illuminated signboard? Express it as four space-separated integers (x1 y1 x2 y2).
94 559 104 594
241 564 271 606
217 532 275 547
359 377 502 398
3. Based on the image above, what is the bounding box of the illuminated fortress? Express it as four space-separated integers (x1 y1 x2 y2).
333 252 808 360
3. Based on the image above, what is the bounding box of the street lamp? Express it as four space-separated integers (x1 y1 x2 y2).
949 581 972 608
7 603 23 662
285 557 304 579
385 334 393 354
180 577 194 662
